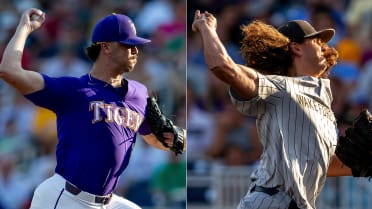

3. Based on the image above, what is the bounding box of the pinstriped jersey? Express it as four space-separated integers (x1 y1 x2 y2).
230 73 338 209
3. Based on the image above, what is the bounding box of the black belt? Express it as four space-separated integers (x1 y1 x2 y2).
65 181 112 205
251 185 279 195
251 186 299 209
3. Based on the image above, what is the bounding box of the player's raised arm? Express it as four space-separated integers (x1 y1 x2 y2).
0 8 45 95
192 10 258 100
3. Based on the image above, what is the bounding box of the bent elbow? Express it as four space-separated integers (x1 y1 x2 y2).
209 60 237 82
0 62 23 84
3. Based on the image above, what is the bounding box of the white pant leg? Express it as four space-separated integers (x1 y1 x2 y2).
29 174 103 209
237 189 292 209
29 178 63 209
106 195 141 209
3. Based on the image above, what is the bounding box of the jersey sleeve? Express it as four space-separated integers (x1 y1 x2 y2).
24 74 77 113
230 73 287 116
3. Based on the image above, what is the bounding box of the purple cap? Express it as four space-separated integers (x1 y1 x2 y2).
91 14 151 45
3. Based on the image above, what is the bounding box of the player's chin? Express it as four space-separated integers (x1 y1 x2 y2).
124 63 136 72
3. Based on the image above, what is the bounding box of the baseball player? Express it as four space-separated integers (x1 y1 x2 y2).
192 10 354 209
0 8 185 209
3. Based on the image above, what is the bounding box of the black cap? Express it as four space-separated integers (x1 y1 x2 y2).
277 20 335 43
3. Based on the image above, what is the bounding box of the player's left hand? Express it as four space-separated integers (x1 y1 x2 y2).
162 130 187 150
335 109 372 177
145 96 185 155
162 132 175 147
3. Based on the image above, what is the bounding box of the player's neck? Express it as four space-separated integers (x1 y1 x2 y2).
89 65 123 87
288 61 322 78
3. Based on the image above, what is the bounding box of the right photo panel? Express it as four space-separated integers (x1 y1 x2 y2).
187 1 372 209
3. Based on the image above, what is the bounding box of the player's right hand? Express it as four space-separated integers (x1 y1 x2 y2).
19 8 45 34
192 10 217 32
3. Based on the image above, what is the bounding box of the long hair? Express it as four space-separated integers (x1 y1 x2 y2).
240 20 339 76
240 20 293 75
322 42 339 74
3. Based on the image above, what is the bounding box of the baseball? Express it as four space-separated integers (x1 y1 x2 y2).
30 13 41 21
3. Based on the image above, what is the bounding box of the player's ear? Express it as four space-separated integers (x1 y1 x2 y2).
289 42 301 56
100 42 111 52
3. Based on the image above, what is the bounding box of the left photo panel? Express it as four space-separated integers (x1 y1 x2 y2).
0 1 186 209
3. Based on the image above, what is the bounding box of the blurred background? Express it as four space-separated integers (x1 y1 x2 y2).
187 0 372 209
0 0 186 209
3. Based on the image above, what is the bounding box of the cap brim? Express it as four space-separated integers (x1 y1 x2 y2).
304 28 335 43
119 37 151 46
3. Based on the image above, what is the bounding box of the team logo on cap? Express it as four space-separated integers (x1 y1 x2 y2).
129 20 136 35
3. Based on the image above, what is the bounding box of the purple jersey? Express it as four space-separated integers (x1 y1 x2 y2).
25 74 151 195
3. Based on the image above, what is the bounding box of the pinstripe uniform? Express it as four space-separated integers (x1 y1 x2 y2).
231 73 338 209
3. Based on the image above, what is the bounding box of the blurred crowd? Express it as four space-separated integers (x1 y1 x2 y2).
0 0 186 209
187 0 372 206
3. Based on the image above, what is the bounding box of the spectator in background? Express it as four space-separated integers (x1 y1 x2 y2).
0 128 34 209
345 0 372 67
205 97 262 166
186 82 215 166
150 153 186 209
39 44 90 77
352 60 372 112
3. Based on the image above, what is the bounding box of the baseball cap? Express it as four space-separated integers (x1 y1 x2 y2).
277 20 335 43
91 13 151 45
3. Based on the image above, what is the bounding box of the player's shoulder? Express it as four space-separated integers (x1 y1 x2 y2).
127 79 147 90
42 74 87 88
126 79 148 99
258 73 288 89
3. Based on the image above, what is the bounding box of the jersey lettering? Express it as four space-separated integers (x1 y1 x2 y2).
89 101 143 131
90 101 104 123
296 94 333 121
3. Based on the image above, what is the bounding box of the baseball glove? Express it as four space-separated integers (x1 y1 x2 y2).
145 96 185 155
335 109 372 177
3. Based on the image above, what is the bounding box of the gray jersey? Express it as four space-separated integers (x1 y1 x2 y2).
230 73 338 209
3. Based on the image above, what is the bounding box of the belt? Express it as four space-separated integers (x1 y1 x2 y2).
251 185 299 209
65 181 112 205
251 185 279 195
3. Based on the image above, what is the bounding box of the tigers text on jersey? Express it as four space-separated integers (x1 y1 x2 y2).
230 73 338 209
25 74 151 196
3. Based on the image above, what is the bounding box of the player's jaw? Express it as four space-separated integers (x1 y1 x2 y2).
125 57 137 72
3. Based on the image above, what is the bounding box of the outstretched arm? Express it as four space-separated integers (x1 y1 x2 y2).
0 8 45 94
192 10 258 100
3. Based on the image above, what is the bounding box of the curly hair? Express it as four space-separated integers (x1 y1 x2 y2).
240 20 292 75
322 42 339 74
240 20 339 76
